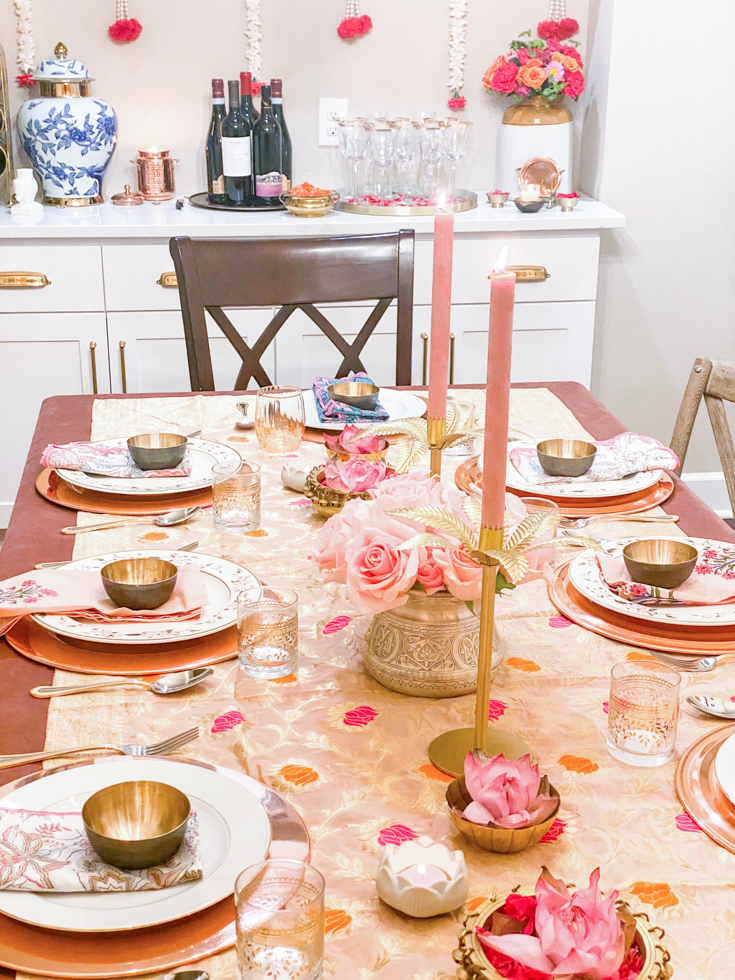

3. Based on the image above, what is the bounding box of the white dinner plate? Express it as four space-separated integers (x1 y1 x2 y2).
303 387 427 432
0 756 271 932
32 550 259 645
500 443 663 499
714 732 735 808
569 538 735 627
58 439 241 497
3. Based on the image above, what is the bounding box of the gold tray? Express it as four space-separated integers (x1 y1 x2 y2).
334 190 477 215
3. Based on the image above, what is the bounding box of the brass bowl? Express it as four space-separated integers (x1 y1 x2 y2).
304 465 374 518
82 780 190 870
446 775 560 853
280 192 339 218
486 191 509 208
622 538 699 589
127 432 187 470
513 197 546 213
536 438 597 477
101 557 178 610
328 381 380 411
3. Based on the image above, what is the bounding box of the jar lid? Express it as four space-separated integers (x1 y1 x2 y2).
34 42 90 81
111 185 144 206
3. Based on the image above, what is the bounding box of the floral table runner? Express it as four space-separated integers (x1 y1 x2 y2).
20 389 724 980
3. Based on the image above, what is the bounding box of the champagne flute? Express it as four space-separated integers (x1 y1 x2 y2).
394 121 418 201
337 119 369 202
419 123 444 200
444 119 473 200
369 124 398 204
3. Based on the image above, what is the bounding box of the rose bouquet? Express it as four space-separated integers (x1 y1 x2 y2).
475 869 644 980
483 19 584 103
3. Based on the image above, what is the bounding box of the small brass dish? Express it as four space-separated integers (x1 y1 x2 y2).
536 438 597 477
82 780 190 870
127 432 188 470
486 191 509 208
328 381 380 411
280 191 339 218
101 557 178 609
513 197 546 214
622 539 698 589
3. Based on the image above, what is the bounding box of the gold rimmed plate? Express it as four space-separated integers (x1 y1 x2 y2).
676 723 735 855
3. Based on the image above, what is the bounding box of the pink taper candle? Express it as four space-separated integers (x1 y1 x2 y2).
481 246 516 528
427 201 454 420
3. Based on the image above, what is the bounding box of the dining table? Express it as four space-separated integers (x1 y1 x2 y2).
1 380 734 980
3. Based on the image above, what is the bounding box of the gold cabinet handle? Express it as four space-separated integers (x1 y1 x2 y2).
89 341 98 395
156 272 178 288
499 265 550 283
421 332 429 386
0 272 52 288
449 333 455 385
119 340 127 394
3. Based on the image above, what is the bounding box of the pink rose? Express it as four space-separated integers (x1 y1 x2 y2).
313 497 374 580
325 425 388 457
416 555 444 594
345 516 422 614
433 547 483 601
462 752 557 830
323 457 387 493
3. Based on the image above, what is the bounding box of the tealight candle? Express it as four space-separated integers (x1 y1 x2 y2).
399 863 450 888
519 184 541 202
376 834 468 918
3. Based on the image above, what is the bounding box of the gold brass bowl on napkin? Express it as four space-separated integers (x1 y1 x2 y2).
536 438 597 477
100 557 178 610
127 432 188 470
328 381 381 411
622 539 698 589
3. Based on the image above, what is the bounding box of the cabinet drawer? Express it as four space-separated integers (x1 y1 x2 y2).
0 246 104 312
103 245 181 311
414 234 600 304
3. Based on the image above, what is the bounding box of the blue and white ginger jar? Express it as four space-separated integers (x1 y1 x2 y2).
17 42 117 207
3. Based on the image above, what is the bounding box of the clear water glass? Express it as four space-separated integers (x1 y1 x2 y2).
212 461 261 532
518 496 559 541
255 386 305 454
607 660 680 767
236 859 325 980
238 585 299 678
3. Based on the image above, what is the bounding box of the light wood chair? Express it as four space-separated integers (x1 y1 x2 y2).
670 357 735 512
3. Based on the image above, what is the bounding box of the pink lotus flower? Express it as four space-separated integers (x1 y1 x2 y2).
322 457 387 493
478 869 627 980
345 514 423 614
324 425 388 457
461 752 558 830
433 546 483 601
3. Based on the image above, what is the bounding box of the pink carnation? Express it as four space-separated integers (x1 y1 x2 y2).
564 70 585 99
490 62 519 93
448 94 467 111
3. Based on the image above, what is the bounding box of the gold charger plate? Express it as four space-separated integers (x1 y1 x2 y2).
0 755 310 978
36 468 213 515
5 618 238 675
676 723 735 855
548 563 735 655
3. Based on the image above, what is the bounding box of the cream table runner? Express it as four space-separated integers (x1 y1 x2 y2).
24 388 726 980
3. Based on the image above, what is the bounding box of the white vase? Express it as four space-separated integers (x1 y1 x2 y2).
496 95 572 195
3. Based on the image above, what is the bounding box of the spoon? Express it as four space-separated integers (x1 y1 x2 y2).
559 514 679 528
36 539 199 569
235 401 255 430
30 668 214 699
686 693 735 718
61 506 201 535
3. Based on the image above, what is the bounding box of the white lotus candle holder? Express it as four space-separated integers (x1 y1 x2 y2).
375 834 468 918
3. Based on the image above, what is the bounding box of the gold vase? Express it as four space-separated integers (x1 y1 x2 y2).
502 94 573 127
454 893 673 980
363 591 505 698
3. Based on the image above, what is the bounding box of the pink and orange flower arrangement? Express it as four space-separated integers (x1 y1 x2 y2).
476 868 644 980
457 751 558 831
483 19 585 103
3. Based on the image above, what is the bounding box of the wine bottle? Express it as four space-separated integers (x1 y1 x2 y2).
252 84 284 207
206 79 227 205
221 79 252 206
240 71 260 130
270 78 292 193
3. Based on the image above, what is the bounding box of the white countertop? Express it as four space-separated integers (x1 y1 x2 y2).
0 194 625 240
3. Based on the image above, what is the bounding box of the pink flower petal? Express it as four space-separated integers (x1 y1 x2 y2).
538 818 567 843
602 701 609 714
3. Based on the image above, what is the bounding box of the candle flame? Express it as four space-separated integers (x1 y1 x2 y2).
436 193 447 213
493 245 509 272
416 864 427 875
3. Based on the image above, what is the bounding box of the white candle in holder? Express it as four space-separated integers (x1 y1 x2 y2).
376 834 468 918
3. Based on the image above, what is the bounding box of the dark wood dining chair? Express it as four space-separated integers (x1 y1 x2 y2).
169 231 415 391
670 357 735 512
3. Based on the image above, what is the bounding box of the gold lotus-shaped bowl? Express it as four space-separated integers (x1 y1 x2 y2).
304 465 374 518
536 438 597 477
446 775 560 853
622 538 698 589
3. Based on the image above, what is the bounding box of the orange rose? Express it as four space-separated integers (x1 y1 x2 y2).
526 57 543 67
558 755 599 774
557 54 581 73
482 55 506 88
629 882 679 911
517 64 548 89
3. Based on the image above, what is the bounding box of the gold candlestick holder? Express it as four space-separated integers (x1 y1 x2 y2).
426 417 448 478
428 525 530 777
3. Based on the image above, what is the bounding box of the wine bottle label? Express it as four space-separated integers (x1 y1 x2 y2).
271 97 283 104
255 172 283 197
222 136 252 177
212 98 225 105
211 176 225 193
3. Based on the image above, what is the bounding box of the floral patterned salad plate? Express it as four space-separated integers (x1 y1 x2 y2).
32 550 259 645
569 538 735 627
0 756 271 932
57 439 241 497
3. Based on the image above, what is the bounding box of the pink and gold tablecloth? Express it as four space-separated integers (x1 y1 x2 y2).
21 389 735 980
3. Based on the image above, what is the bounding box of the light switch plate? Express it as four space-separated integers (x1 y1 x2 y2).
319 98 348 147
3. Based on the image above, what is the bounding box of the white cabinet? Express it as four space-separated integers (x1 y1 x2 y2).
0 245 104 313
0 313 109 526
102 245 180 312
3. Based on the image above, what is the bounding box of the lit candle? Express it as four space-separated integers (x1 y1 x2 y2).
481 245 516 529
519 184 540 202
427 194 454 421
398 863 450 888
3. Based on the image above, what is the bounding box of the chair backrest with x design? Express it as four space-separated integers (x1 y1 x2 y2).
169 231 415 391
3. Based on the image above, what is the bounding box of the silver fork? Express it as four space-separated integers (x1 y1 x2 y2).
35 539 200 569
0 726 199 770
649 651 721 673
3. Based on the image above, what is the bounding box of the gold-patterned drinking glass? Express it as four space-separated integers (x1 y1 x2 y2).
211 460 261 532
238 585 299 678
235 859 325 980
255 386 305 454
607 659 680 767
519 496 559 541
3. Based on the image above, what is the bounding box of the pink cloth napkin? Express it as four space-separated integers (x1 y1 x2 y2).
509 432 679 486
41 443 192 479
597 547 735 605
0 807 202 891
0 564 208 637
